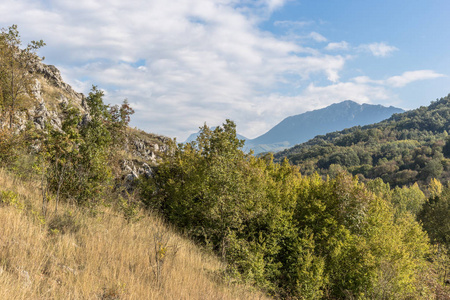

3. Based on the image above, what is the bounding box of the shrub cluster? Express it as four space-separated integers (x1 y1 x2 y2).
140 120 446 299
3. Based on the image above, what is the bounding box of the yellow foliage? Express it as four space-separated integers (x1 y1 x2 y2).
428 178 443 198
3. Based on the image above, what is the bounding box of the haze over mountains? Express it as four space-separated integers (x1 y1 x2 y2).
186 100 404 154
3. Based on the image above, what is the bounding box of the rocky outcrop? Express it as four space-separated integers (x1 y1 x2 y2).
32 62 85 109
121 134 171 188
8 60 171 185
128 136 169 163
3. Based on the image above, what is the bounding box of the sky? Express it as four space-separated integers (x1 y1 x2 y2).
1 0 449 140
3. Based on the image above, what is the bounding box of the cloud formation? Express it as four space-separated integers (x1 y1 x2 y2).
309 32 327 42
0 0 445 140
386 70 446 87
325 41 349 51
352 71 445 88
359 42 399 57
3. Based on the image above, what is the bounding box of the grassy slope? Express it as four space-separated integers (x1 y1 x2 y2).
0 168 269 300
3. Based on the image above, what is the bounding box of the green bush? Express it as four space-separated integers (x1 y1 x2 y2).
141 120 434 298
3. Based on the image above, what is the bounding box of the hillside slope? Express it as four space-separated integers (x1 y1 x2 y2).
275 94 450 187
0 30 268 299
0 168 269 299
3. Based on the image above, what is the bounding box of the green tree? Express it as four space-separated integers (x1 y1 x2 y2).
144 121 301 292
0 24 45 128
419 183 450 249
38 86 134 209
41 106 82 212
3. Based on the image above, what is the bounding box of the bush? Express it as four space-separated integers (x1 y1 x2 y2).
141 120 434 298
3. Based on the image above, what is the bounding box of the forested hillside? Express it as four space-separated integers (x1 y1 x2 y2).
141 120 450 299
1 25 449 299
275 94 450 187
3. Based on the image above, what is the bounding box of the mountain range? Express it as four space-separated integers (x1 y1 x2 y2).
186 100 404 154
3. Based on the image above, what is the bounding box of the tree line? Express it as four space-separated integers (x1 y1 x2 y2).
275 94 450 188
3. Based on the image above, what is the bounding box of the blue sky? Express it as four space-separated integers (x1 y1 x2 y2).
1 0 449 140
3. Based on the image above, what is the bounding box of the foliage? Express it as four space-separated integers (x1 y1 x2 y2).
37 86 134 209
276 94 450 188
0 189 23 210
0 128 19 165
0 24 45 128
141 120 435 299
419 184 450 250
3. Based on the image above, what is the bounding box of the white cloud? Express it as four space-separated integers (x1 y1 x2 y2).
309 32 327 42
265 0 286 12
0 0 352 140
386 70 445 87
358 42 398 57
351 71 445 88
303 82 390 104
0 1 445 140
351 76 383 85
325 41 349 51
274 20 314 28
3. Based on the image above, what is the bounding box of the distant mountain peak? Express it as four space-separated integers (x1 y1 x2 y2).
246 100 404 154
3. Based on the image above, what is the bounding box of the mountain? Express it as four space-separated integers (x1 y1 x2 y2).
274 94 450 187
245 100 404 154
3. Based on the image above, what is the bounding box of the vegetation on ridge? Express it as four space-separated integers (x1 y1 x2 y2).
275 94 450 188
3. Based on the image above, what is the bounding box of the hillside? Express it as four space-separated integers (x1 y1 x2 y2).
275 94 450 187
245 100 403 154
0 27 268 299
0 168 268 299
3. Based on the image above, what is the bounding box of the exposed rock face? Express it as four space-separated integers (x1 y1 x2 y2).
32 62 85 109
7 60 171 184
10 100 63 133
129 136 169 163
121 134 171 188
30 101 62 131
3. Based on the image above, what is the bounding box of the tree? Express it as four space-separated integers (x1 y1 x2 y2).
40 106 82 213
0 24 45 128
38 86 133 209
419 182 450 249
107 98 135 145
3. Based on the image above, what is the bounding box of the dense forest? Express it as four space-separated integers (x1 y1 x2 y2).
275 95 450 188
1 25 449 299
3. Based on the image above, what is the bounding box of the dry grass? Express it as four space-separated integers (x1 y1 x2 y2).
0 168 270 300
38 75 84 112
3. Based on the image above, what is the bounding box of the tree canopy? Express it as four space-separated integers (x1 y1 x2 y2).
140 120 438 299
